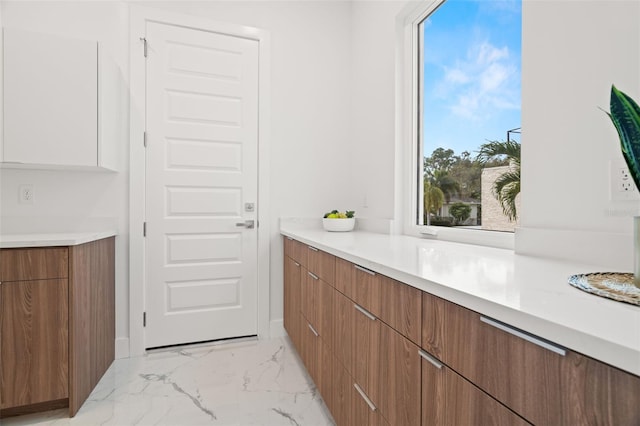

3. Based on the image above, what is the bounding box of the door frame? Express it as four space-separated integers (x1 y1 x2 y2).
128 4 271 357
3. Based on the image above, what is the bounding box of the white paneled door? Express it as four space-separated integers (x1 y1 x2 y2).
144 22 259 348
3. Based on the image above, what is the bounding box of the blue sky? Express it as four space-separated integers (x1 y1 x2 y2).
422 0 521 157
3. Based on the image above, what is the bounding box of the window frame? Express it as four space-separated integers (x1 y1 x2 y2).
398 0 516 249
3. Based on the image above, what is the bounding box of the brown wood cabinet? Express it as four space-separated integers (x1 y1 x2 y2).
0 237 115 418
423 291 640 426
282 236 640 426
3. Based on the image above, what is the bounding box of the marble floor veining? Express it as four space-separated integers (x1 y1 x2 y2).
3 337 335 426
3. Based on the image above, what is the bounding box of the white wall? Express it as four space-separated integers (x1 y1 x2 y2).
516 0 639 268
349 1 409 221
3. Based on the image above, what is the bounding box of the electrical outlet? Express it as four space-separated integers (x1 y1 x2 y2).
610 160 640 201
19 184 34 204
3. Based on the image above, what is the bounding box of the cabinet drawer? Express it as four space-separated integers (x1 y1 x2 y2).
334 257 353 295
283 237 307 266
379 275 421 345
346 263 381 316
347 263 421 345
301 268 334 349
421 350 530 426
306 245 335 285
425 293 640 425
0 247 68 281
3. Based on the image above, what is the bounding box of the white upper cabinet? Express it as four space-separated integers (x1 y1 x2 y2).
2 28 117 171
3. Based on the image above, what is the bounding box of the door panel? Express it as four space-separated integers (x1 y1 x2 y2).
145 21 259 348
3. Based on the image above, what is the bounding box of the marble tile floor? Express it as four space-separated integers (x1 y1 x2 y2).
3 337 335 426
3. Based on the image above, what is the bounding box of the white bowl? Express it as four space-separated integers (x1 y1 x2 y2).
322 218 355 232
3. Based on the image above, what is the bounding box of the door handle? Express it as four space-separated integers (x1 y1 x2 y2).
236 220 255 229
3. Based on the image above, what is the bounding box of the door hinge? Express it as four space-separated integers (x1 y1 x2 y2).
143 222 147 237
143 131 147 147
140 37 147 58
143 312 147 327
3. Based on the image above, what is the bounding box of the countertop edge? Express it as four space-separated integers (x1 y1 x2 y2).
0 231 117 248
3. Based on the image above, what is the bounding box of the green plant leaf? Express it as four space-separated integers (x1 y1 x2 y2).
609 85 640 191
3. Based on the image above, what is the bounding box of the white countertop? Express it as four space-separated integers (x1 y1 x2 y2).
0 230 117 248
280 223 640 377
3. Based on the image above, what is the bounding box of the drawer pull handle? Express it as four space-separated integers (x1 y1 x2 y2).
418 349 443 369
308 246 319 252
353 383 377 411
308 272 319 280
354 304 376 321
354 264 376 276
293 261 300 267
307 322 319 337
480 316 566 357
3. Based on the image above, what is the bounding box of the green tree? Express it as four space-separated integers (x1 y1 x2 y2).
424 148 456 178
448 151 483 200
449 202 472 225
432 170 460 203
476 140 521 221
424 180 445 225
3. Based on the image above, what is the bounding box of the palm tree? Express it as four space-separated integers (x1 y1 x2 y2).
424 180 445 225
476 140 521 222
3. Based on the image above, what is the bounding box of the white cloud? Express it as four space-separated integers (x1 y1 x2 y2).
445 68 470 84
476 43 509 66
437 40 520 121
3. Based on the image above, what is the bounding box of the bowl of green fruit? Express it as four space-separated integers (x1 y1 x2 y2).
322 210 356 232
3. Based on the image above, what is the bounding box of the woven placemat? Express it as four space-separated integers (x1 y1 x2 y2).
568 273 640 306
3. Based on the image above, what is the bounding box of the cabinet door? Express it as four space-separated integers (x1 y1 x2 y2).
352 380 390 426
283 256 302 350
421 350 530 425
1 279 69 409
377 323 421 426
3 28 98 167
332 290 354 374
301 269 334 346
300 316 332 407
301 268 319 332
300 315 319 384
351 302 380 406
331 353 389 426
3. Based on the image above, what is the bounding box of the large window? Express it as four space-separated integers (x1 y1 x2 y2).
417 0 522 233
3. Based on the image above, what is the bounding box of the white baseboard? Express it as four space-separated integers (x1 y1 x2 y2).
269 319 286 338
115 337 130 359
